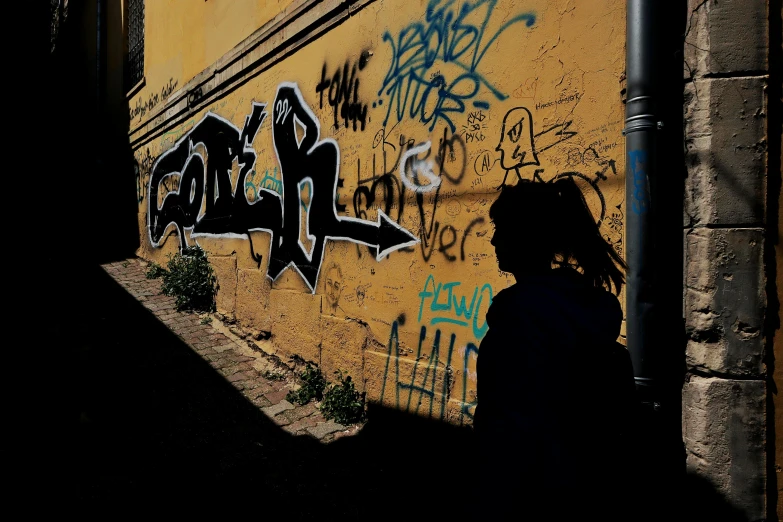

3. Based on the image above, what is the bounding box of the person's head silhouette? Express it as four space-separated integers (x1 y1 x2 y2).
489 178 626 294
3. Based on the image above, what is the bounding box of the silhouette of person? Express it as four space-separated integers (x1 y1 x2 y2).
473 177 630 520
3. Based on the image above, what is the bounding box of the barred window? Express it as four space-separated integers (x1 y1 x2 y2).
127 0 145 89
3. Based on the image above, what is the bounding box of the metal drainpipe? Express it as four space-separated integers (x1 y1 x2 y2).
624 0 660 409
96 0 102 115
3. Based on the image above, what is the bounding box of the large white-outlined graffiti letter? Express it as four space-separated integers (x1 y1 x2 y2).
148 103 282 267
148 85 419 294
269 82 419 292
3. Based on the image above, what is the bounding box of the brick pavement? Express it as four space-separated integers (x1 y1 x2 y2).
101 257 363 444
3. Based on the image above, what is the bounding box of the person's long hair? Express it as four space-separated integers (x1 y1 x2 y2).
489 177 627 294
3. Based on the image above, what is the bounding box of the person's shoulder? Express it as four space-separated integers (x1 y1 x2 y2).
492 281 542 306
558 268 621 313
593 285 623 317
485 283 539 323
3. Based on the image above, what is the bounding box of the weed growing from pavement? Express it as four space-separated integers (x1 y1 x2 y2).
261 370 286 381
286 363 326 405
199 316 213 325
145 261 167 279
320 370 366 425
145 246 217 313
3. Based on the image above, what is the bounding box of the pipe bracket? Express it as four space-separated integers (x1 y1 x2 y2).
622 114 662 135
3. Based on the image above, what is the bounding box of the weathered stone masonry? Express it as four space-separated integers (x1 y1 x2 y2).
683 0 771 519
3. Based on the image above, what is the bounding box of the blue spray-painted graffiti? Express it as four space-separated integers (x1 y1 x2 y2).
628 149 649 214
245 167 282 202
378 0 536 132
418 274 492 340
460 342 479 423
379 321 478 425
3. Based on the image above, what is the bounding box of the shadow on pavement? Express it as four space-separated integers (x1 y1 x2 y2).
61 263 474 519
48 261 751 521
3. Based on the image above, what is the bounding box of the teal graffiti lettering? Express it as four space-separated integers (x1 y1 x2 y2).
418 274 492 340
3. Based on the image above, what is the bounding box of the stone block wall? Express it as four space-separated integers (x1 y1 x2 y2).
683 1 771 519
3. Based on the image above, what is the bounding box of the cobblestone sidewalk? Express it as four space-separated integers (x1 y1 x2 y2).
101 257 363 443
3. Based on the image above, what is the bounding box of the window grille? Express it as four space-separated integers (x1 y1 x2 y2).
127 0 144 89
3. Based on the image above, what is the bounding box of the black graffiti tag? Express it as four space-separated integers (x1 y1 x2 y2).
148 83 418 293
135 147 156 204
495 106 578 187
148 103 280 265
315 53 370 132
270 83 418 290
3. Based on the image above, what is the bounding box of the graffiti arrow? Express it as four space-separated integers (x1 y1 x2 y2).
267 208 419 292
327 209 419 263
533 120 577 153
374 210 419 260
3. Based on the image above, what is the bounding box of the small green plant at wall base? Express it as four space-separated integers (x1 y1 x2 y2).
286 363 326 405
145 261 167 279
261 370 286 381
159 246 217 313
199 316 213 325
320 370 365 425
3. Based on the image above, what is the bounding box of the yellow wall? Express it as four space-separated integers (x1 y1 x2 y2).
128 0 296 125
132 0 626 425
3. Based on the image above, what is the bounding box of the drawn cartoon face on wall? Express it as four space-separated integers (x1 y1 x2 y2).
324 263 343 313
355 283 371 307
495 107 539 171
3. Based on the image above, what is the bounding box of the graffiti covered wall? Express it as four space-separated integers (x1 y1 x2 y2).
131 0 626 425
